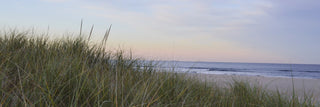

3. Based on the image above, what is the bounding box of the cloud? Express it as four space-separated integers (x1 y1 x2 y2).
80 0 298 63
82 0 273 33
81 1 275 42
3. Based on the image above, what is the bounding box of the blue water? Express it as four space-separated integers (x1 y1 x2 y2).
161 61 320 79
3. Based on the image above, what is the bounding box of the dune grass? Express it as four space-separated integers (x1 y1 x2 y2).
0 30 316 106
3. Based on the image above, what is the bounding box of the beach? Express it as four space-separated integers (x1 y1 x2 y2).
188 73 320 101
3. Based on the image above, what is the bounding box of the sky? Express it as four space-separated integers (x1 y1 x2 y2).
1 0 320 64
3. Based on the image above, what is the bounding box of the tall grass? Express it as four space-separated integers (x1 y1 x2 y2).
0 30 316 106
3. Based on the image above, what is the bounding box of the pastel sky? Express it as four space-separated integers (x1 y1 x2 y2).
1 0 320 64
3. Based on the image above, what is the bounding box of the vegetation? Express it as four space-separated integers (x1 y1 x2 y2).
0 30 316 106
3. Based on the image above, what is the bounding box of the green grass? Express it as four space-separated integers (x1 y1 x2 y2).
0 30 316 106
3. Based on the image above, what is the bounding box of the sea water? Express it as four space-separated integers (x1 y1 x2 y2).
160 61 320 79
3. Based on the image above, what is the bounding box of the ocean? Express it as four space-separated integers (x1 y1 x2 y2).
161 61 320 79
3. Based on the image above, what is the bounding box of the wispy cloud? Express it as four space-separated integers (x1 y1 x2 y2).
82 0 273 36
79 0 291 63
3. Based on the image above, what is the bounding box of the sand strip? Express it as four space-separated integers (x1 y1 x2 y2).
187 73 320 102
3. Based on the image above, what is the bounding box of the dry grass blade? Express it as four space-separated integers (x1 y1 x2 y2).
79 19 83 37
88 24 94 41
101 24 112 47
46 25 50 37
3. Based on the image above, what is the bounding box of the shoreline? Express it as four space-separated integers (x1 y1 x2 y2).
186 73 320 102
192 72 320 80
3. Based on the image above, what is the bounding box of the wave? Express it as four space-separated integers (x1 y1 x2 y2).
301 70 320 73
187 67 247 72
278 69 320 73
278 70 292 72
188 67 210 69
208 68 238 72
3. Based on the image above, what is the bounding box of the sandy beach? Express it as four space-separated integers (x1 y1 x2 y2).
187 73 320 101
